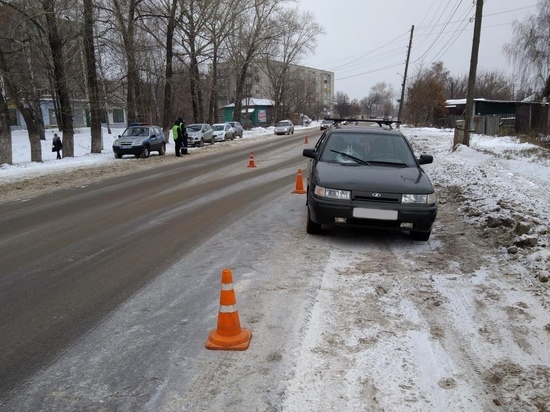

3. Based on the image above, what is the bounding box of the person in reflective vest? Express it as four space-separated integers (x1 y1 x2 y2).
172 119 183 157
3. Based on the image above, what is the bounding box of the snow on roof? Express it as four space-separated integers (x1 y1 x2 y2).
222 98 275 108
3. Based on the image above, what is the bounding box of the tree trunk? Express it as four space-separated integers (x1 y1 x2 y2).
0 47 42 162
83 0 102 153
189 50 203 122
162 0 177 134
233 62 250 123
0 82 12 165
43 0 74 157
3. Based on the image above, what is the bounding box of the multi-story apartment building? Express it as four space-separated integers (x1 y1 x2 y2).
217 60 334 122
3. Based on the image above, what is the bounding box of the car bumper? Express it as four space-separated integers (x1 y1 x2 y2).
307 194 437 232
113 146 144 156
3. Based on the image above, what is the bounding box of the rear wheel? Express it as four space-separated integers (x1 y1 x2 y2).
159 144 166 155
410 230 431 241
306 207 322 235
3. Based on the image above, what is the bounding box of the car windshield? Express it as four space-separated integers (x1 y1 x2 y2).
276 121 290 127
320 132 417 166
122 127 149 137
212 125 225 131
187 125 202 132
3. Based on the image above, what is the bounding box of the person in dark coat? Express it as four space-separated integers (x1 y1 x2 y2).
52 133 63 159
179 118 189 155
172 119 183 157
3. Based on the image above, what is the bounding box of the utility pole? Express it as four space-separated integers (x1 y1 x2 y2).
462 0 484 147
397 25 414 129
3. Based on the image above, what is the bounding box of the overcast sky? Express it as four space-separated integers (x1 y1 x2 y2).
296 0 540 101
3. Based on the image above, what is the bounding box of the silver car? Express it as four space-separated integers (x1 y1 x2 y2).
228 121 244 138
186 123 214 147
212 123 236 142
274 120 294 135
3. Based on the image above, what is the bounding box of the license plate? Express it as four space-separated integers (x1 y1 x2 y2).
353 208 398 220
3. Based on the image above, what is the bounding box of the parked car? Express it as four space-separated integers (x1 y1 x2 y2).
186 123 214 147
274 120 294 135
302 118 437 240
320 119 334 130
212 123 236 142
228 121 244 138
112 124 166 158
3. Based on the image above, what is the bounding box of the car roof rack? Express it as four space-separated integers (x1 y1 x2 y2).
324 118 401 129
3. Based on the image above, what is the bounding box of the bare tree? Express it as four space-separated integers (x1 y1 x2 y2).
43 0 75 157
363 82 395 117
176 0 218 123
83 0 102 153
228 0 285 123
334 91 352 118
504 0 550 100
205 0 241 124
100 0 145 125
0 80 12 165
261 8 323 121
405 62 448 126
448 70 513 100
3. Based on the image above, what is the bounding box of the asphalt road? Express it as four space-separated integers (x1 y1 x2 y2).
0 130 318 403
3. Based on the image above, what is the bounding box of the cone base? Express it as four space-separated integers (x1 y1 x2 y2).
205 329 252 351
292 189 306 194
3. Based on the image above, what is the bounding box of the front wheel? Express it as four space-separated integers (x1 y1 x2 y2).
114 153 122 159
199 138 204 148
306 207 322 234
142 146 150 158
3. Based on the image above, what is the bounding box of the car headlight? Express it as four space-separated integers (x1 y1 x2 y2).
132 140 145 146
314 185 351 200
402 193 436 204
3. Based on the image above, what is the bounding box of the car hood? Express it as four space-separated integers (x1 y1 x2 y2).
312 162 434 194
114 136 146 144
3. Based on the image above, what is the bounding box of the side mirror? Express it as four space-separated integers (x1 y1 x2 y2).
418 154 433 165
303 148 316 159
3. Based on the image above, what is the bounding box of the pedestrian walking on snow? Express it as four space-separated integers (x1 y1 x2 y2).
52 133 63 159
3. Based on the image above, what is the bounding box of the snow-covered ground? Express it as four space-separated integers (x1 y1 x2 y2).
2 123 549 411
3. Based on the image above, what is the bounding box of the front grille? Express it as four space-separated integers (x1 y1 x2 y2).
353 191 400 203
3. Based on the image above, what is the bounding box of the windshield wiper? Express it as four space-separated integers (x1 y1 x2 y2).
368 160 408 167
330 150 370 165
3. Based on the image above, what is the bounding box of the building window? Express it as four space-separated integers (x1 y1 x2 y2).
113 109 125 123
48 109 57 126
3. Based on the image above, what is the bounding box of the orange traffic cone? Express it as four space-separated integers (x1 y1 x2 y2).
292 169 306 194
304 135 309 144
206 268 252 351
247 152 256 168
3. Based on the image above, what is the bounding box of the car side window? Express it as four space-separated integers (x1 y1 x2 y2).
315 131 328 153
